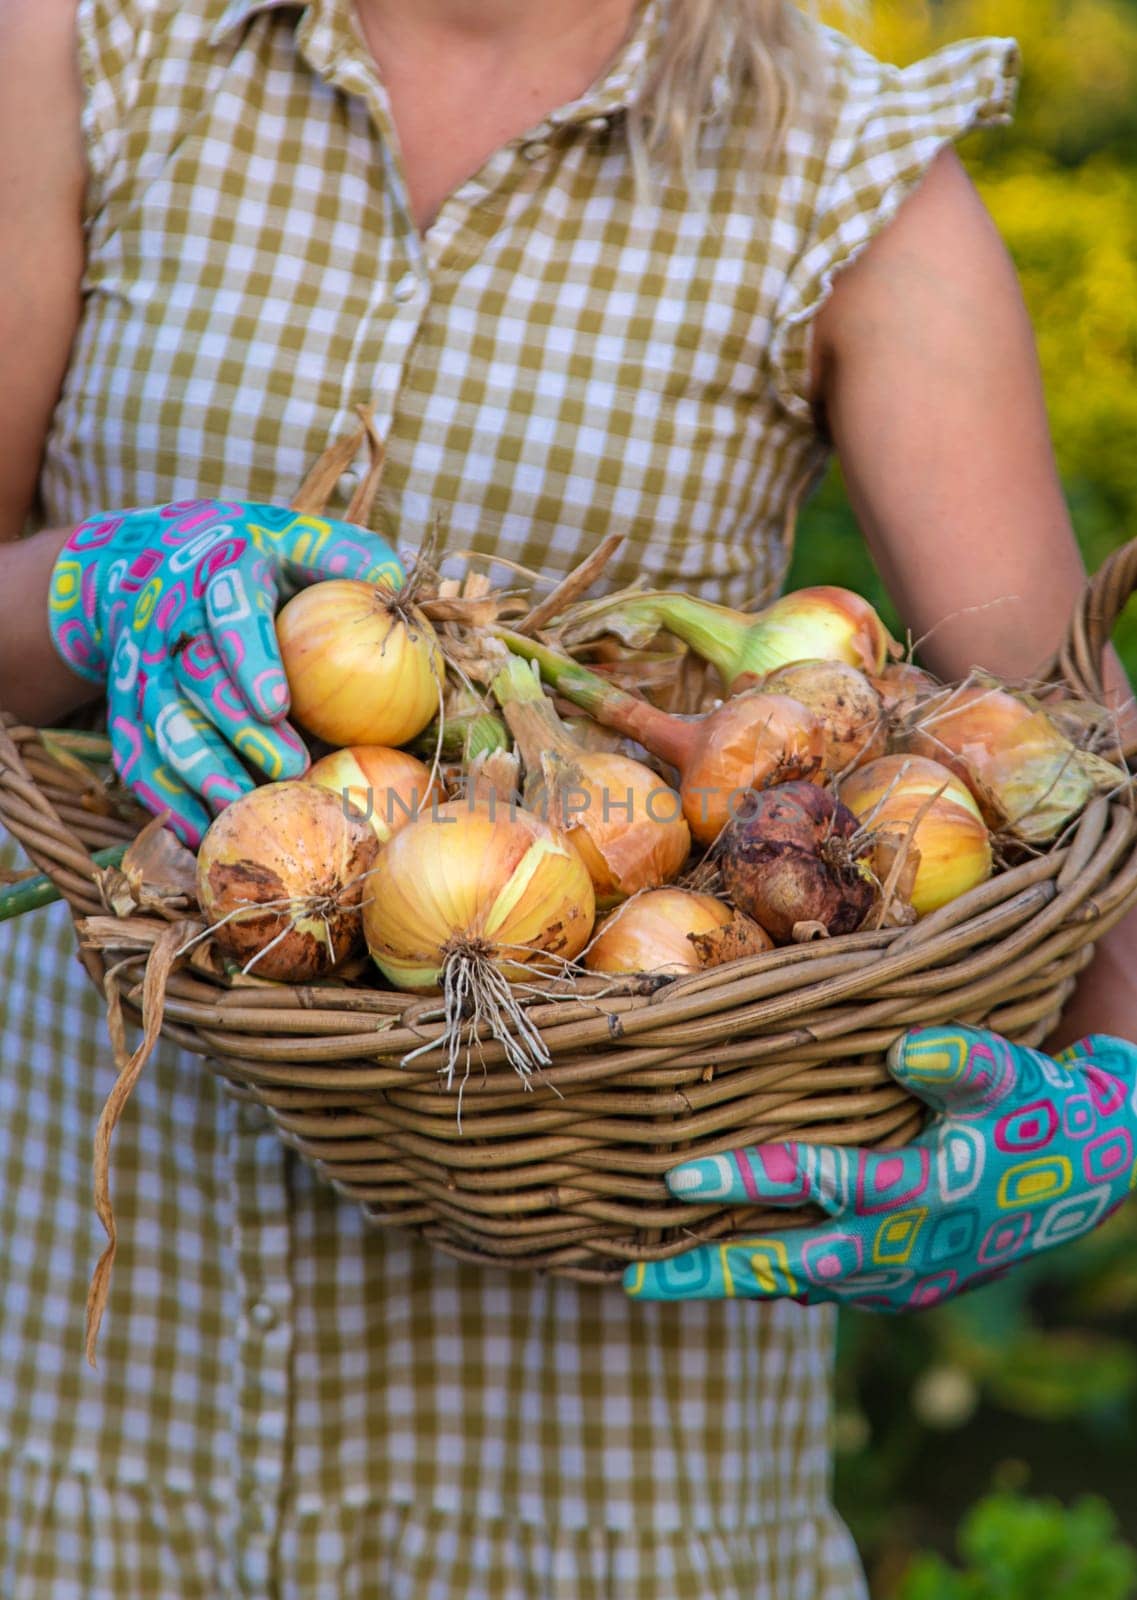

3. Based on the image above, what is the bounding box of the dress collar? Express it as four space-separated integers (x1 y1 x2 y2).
208 0 664 123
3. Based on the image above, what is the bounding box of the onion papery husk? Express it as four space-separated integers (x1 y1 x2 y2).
900 680 1128 845
196 781 380 981
839 755 993 917
276 577 445 747
307 745 444 843
759 659 887 777
363 800 596 1085
490 653 691 906
868 661 943 724
570 636 693 709
528 751 691 907
494 630 826 847
584 888 772 976
555 583 895 694
720 782 877 944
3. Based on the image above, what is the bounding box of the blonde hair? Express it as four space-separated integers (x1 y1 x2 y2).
629 1 850 181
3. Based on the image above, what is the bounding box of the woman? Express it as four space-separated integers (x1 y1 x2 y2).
1 0 1135 1594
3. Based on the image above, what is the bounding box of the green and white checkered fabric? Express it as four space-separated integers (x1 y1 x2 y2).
1 1 1018 1593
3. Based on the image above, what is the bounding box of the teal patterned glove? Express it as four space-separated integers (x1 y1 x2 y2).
48 499 403 845
624 1028 1137 1308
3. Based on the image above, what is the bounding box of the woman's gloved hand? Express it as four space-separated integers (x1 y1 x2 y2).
624 1027 1137 1307
48 499 403 844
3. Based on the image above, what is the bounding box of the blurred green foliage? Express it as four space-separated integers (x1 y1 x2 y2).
792 0 1137 673
794 4 1137 1591
895 1493 1137 1600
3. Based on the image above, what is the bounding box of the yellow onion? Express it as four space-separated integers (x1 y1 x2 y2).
196 781 379 980
759 659 886 776
276 578 444 746
496 631 825 846
867 661 942 722
840 755 992 917
901 683 1126 843
585 889 772 976
491 653 690 906
364 800 595 990
307 745 443 843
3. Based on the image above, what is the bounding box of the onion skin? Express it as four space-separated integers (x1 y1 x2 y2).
869 661 941 722
840 753 985 823
760 660 886 776
363 800 596 990
676 692 825 845
491 655 690 904
307 745 443 843
840 755 993 916
899 684 1126 842
527 751 691 907
721 782 876 944
276 578 444 747
585 889 771 976
196 781 379 981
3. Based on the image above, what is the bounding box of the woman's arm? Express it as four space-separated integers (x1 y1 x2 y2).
813 145 1137 1043
0 0 94 722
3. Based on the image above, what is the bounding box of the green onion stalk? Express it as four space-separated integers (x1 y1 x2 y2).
557 584 895 694
0 843 128 922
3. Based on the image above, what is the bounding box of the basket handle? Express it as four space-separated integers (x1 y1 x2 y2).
1050 536 1137 742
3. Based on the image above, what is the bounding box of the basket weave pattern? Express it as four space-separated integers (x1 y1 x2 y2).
3 543 1137 1283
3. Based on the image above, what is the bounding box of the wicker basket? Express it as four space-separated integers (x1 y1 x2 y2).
3 541 1137 1287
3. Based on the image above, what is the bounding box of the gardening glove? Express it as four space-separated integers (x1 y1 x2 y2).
624 1027 1137 1308
48 499 403 845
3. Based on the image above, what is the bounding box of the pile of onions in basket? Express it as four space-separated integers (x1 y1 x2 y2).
495 628 828 844
181 565 1121 1079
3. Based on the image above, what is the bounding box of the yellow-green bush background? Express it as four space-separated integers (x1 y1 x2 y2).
787 4 1137 1593
793 0 1137 670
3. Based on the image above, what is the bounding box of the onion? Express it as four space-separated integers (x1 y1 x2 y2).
867 661 942 722
720 782 876 943
759 660 886 776
495 630 825 846
196 781 379 980
900 682 1126 843
841 752 984 822
307 745 443 843
276 578 444 746
490 652 690 905
585 889 772 976
363 800 595 1082
839 755 992 916
365 800 594 986
559 584 894 693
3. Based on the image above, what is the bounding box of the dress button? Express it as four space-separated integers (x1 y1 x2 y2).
237 1103 269 1135
523 141 551 161
392 273 418 303
585 116 610 133
249 1300 278 1332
